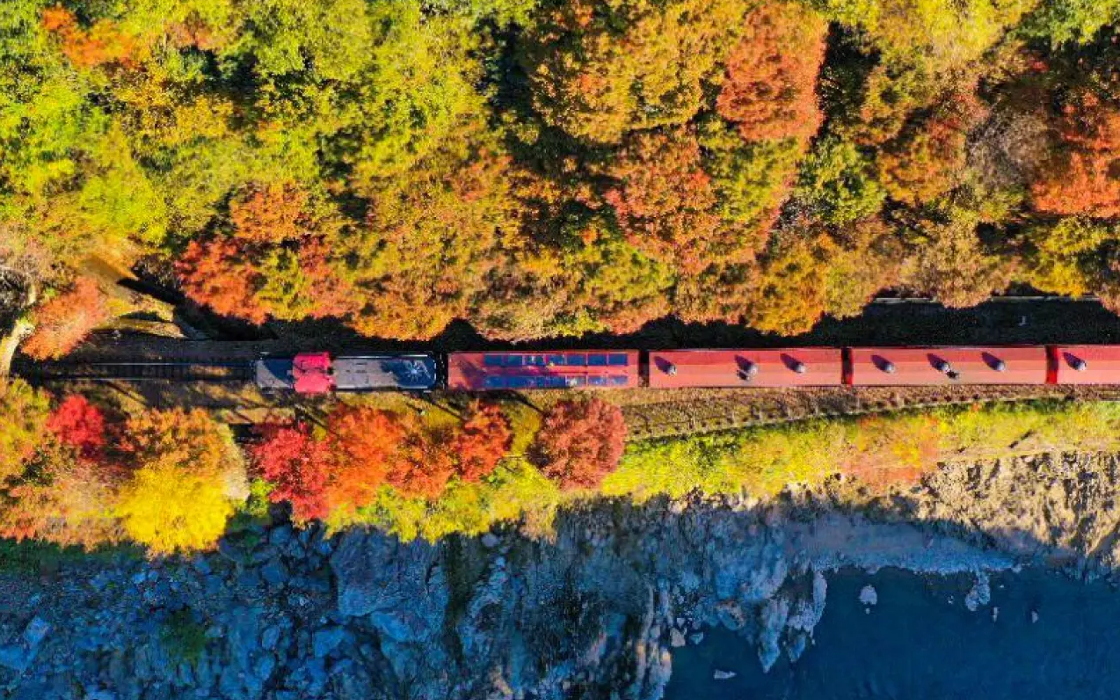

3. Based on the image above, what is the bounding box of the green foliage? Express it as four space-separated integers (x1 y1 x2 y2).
161 610 208 665
796 136 887 225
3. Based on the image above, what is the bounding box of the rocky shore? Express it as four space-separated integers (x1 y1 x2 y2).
1 451 1118 700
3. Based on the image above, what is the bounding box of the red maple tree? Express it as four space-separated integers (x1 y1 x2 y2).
250 423 332 522
46 395 107 460
531 398 627 490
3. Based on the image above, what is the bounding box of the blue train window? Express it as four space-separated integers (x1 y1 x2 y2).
507 376 531 388
483 355 503 367
566 354 587 366
610 375 629 386
588 354 607 366
608 353 629 366
525 355 546 366
547 354 565 366
506 355 524 367
567 376 585 387
483 376 505 389
588 375 607 386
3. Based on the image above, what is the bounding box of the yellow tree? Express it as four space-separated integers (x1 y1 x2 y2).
115 409 242 555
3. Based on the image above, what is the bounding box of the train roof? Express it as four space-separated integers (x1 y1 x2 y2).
648 348 843 388
447 350 640 391
848 346 1047 386
1052 345 1120 384
333 354 437 390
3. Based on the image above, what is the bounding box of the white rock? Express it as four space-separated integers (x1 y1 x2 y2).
858 585 878 607
669 629 686 648
713 669 737 680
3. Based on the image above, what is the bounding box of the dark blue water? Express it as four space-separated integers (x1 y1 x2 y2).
666 568 1120 699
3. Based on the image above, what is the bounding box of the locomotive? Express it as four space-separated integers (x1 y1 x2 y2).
255 345 1120 394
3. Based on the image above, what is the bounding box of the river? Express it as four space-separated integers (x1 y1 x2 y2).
666 567 1120 699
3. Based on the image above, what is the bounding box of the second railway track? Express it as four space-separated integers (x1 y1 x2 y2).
14 360 254 383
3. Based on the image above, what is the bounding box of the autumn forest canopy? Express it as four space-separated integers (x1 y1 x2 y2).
5 0 1120 344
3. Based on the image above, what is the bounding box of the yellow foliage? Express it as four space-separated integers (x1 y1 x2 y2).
116 460 235 555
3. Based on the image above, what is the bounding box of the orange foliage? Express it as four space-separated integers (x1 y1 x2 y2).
386 414 457 499
716 1 827 144
603 129 722 272
229 183 309 244
177 183 355 324
1032 91 1120 218
23 277 111 360
452 403 512 482
324 407 406 512
836 415 940 491
531 398 627 490
41 6 139 68
879 90 986 205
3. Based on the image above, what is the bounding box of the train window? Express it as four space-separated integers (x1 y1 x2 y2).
505 355 524 367
567 376 585 387
610 375 629 386
547 376 568 388
566 354 587 366
608 353 629 366
588 354 608 366
525 355 546 366
588 376 607 386
547 354 565 366
507 376 531 388
483 355 503 367
483 376 505 389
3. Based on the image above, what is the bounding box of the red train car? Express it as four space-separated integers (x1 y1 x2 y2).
848 346 1048 386
1050 345 1120 384
447 350 640 391
648 349 844 388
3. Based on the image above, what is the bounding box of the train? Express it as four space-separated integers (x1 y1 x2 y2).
254 345 1120 394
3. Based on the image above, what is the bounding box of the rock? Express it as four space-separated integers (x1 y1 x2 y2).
312 627 346 658
859 585 878 607
965 572 991 612
1031 610 1040 624
713 669 737 680
689 633 704 645
480 533 499 549
261 560 290 589
261 626 282 651
23 617 51 647
991 606 999 622
669 628 686 648
269 525 294 549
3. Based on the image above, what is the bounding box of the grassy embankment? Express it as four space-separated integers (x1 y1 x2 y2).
332 400 1120 541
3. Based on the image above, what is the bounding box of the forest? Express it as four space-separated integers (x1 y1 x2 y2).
3 0 1120 354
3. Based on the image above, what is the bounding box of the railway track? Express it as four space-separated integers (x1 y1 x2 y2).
622 385 1120 441
13 359 254 383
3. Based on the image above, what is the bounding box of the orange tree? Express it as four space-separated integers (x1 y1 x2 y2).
530 398 627 490
23 277 111 360
451 402 513 482
716 1 827 144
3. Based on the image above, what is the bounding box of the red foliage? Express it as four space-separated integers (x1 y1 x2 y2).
1032 91 1120 218
716 1 827 143
47 395 107 460
250 423 332 522
23 277 111 360
531 398 627 490
452 403 512 482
